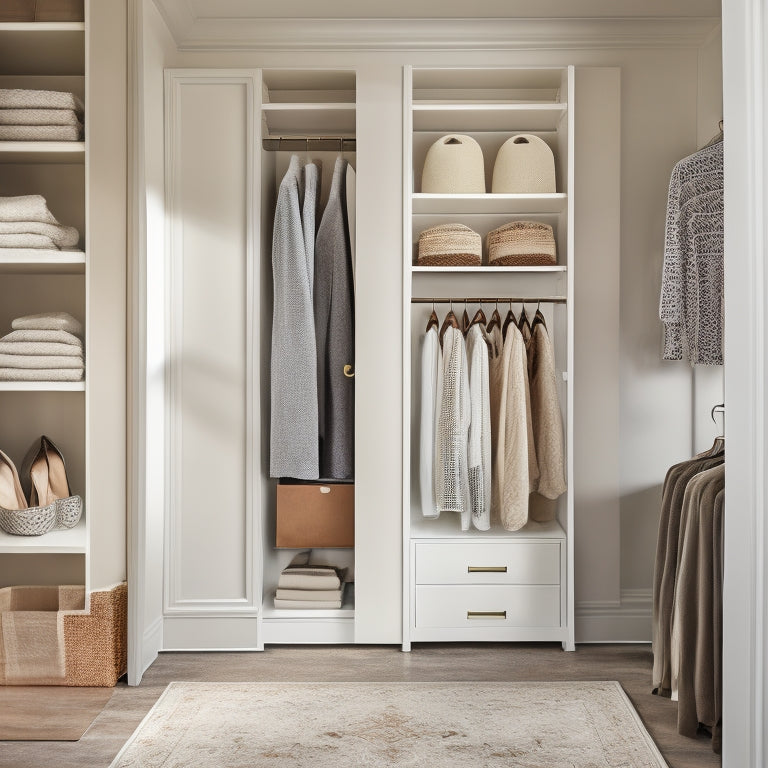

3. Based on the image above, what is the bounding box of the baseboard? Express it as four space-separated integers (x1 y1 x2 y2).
142 616 163 676
575 588 652 643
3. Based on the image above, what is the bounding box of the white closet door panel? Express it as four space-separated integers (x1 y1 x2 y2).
165 74 257 615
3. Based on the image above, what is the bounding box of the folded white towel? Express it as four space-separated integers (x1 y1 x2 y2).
0 108 80 126
0 341 83 357
0 233 57 249
0 368 83 382
0 124 82 141
0 221 79 249
0 354 83 369
0 89 84 114
1 330 82 346
12 312 83 335
0 196 57 224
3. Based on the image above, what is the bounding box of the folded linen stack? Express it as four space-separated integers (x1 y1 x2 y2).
0 195 80 250
0 312 84 382
0 89 84 141
274 551 348 609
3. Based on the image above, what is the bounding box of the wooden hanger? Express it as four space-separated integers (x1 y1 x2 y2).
469 306 487 328
439 304 459 344
486 302 501 333
531 303 547 331
461 304 470 336
502 301 517 340
425 303 439 333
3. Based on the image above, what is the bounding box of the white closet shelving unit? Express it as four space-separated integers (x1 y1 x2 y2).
402 66 575 650
257 69 357 645
0 22 88 576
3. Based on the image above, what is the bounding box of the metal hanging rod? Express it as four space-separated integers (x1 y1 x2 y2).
411 296 567 305
262 136 356 152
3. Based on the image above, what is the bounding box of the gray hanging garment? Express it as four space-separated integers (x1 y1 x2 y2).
314 156 354 479
270 156 320 480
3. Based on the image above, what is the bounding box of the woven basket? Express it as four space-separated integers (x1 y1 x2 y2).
487 221 557 266
0 494 82 536
492 134 556 193
417 223 482 266
0 583 127 687
421 134 486 193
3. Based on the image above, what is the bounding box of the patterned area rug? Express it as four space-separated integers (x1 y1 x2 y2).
110 681 668 767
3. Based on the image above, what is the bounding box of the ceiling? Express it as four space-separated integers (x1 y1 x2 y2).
152 0 722 50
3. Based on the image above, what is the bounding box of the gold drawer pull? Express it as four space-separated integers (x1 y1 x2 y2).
467 566 508 573
467 611 507 619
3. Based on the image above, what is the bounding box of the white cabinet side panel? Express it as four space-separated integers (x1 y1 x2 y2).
166 76 254 613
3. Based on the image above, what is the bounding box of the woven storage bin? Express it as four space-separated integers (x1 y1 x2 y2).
417 223 482 266
0 495 82 536
487 221 557 266
421 134 485 193
0 582 127 686
492 134 556 193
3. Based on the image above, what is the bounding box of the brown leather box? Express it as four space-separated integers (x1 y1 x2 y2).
276 482 354 548
35 0 85 22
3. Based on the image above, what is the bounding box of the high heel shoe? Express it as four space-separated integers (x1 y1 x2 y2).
0 449 56 536
21 436 82 530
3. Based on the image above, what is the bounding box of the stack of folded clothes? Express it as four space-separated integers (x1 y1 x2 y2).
274 551 348 609
0 312 84 382
0 89 84 141
0 195 80 250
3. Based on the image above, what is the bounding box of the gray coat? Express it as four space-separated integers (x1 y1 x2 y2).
270 156 320 479
314 156 354 479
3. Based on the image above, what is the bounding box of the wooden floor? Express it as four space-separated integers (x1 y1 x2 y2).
0 644 720 768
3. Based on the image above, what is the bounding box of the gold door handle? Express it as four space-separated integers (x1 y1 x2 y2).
343 365 355 378
467 611 507 619
467 566 508 573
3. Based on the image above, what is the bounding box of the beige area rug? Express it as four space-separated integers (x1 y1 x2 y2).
110 681 668 767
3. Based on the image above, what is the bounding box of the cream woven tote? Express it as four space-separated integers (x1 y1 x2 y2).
418 223 482 266
487 221 557 266
421 134 486 193
492 134 556 193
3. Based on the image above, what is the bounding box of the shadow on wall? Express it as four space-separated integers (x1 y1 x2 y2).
621 484 663 591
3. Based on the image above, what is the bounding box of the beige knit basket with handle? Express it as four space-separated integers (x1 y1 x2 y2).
487 221 557 266
421 134 486 193
418 223 482 266
492 134 556 193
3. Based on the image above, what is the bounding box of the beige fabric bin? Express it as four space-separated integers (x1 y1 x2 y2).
492 134 556 194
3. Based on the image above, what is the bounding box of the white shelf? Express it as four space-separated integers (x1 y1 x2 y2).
413 103 566 132
262 103 356 136
413 193 567 216
0 381 84 391
0 249 85 273
0 23 84 76
412 265 566 273
0 141 85 163
0 516 86 554
410 517 566 541
261 582 355 619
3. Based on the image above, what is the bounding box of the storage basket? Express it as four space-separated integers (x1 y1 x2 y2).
0 582 127 686
487 221 557 266
492 134 556 193
421 134 486 193
276 482 354 548
417 223 482 266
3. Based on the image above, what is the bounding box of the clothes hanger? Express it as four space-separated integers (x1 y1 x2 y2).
531 301 547 331
469 303 487 329
486 300 501 333
705 403 725 456
425 301 439 333
461 299 470 337
439 301 459 345
502 300 517 340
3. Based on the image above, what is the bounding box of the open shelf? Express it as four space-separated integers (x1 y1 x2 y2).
0 23 84 75
412 265 566 273
0 516 86 554
262 103 356 136
0 381 84 391
412 193 567 216
261 582 355 619
410 517 566 540
0 249 85 273
413 103 566 133
0 141 85 163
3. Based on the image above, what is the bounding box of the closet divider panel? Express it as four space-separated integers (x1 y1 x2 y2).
163 72 261 649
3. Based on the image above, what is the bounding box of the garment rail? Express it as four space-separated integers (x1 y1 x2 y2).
411 296 567 304
262 136 356 152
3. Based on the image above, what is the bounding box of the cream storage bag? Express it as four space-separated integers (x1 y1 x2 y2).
492 134 556 193
421 134 485 193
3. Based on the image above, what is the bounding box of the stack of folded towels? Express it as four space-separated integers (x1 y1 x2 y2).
0 312 84 382
0 89 84 141
0 195 80 251
274 551 348 609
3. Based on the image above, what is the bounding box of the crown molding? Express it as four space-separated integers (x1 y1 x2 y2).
161 16 720 52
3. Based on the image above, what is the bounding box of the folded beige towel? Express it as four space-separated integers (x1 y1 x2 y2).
0 124 82 141
273 598 342 609
0 108 80 126
0 195 57 224
0 368 83 382
2 329 81 346
12 312 83 335
0 354 83 369
0 221 79 248
0 89 84 114
0 341 82 356
0 233 57 249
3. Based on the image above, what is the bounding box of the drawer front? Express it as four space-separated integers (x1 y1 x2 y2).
415 541 560 585
276 483 354 548
415 585 561 628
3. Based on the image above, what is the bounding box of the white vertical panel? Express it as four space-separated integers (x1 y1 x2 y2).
165 72 257 616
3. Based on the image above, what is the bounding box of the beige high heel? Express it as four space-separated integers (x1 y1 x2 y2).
0 449 56 536
0 449 28 511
